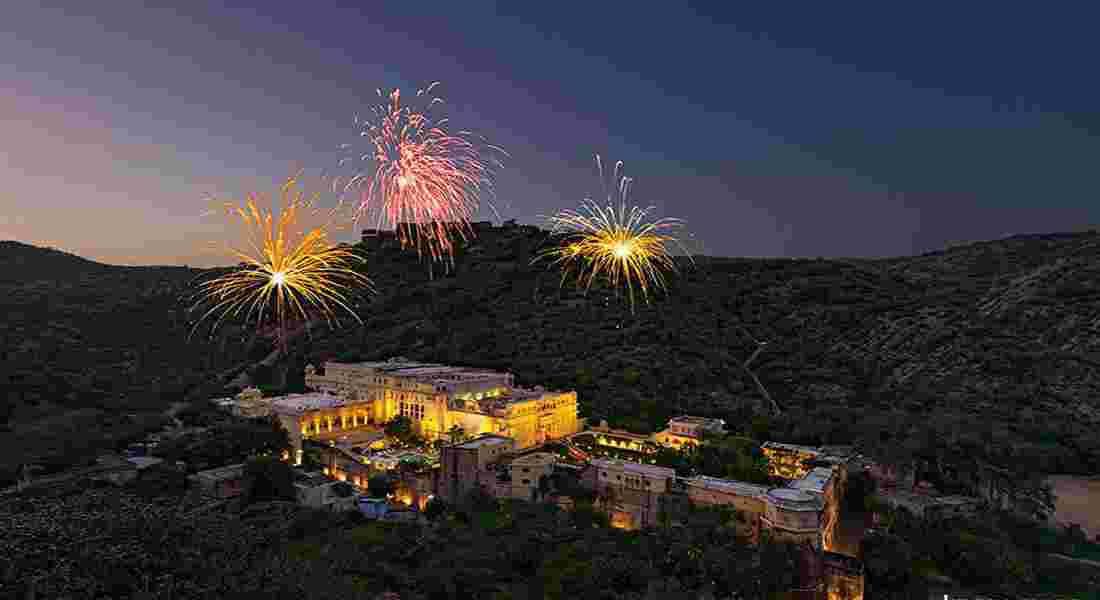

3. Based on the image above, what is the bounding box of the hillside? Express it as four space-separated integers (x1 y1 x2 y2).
0 242 270 483
4 229 1100 496
300 226 1100 501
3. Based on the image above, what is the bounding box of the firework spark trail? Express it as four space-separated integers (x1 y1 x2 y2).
535 156 693 313
339 82 507 263
188 177 374 351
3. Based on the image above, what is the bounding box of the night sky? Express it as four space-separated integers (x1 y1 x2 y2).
3 1 1098 266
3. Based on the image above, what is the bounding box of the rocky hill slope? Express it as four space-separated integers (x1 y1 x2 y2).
3 228 1099 492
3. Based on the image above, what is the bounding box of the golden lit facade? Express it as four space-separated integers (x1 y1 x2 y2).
761 441 822 479
653 415 726 448
301 358 580 450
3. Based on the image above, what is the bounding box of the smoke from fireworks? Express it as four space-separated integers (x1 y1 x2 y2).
188 177 373 351
535 156 693 313
338 82 506 263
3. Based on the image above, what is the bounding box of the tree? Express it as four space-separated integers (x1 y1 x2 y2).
330 481 355 498
463 484 497 513
384 416 422 447
243 455 295 504
367 474 394 499
424 496 447 521
537 474 553 501
447 424 467 445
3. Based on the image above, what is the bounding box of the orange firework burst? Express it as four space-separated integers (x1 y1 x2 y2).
339 82 506 263
535 156 693 313
189 177 374 351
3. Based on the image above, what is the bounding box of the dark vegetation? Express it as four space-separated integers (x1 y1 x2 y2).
325 227 1100 512
1 471 818 600
3 230 1100 595
861 496 1100 598
4 230 1100 497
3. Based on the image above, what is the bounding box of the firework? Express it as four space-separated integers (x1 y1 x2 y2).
189 177 373 351
535 156 692 312
338 82 506 262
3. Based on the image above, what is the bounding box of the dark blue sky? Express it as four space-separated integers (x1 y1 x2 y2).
2 1 1097 265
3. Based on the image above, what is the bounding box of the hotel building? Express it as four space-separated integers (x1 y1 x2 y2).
270 357 580 462
652 415 726 448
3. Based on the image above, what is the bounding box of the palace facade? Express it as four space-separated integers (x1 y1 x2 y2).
280 357 580 462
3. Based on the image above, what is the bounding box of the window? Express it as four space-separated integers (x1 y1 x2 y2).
522 479 530 485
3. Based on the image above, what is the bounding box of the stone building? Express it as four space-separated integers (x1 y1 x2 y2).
761 442 824 480
762 488 824 549
228 387 271 418
823 551 865 600
682 476 771 542
272 393 361 464
787 466 843 551
188 463 246 499
652 415 726 448
294 471 358 511
507 452 557 502
583 458 676 530
438 434 514 504
301 357 580 453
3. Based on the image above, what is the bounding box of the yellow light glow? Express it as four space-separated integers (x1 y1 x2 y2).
189 178 374 344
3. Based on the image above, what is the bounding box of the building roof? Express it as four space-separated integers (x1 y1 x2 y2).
293 471 332 488
127 456 164 470
272 393 347 413
762 441 822 456
456 434 514 449
669 415 726 426
586 428 654 442
682 475 770 498
368 450 433 468
787 467 835 495
511 452 557 467
191 463 246 482
590 458 675 479
766 488 823 510
314 428 387 447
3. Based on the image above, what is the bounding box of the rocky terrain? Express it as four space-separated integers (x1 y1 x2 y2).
3 228 1100 496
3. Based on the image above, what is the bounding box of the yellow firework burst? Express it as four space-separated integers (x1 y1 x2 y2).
535 157 693 312
189 177 373 348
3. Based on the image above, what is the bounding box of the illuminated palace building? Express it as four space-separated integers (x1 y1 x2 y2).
276 357 581 463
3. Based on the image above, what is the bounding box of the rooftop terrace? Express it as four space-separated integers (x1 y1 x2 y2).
767 488 823 510
272 393 347 413
682 475 770 498
669 415 725 426
786 466 835 495
455 434 514 449
590 458 675 479
762 441 822 456
190 463 245 482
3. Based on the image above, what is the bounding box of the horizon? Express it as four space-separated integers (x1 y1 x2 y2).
6 223 1099 270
